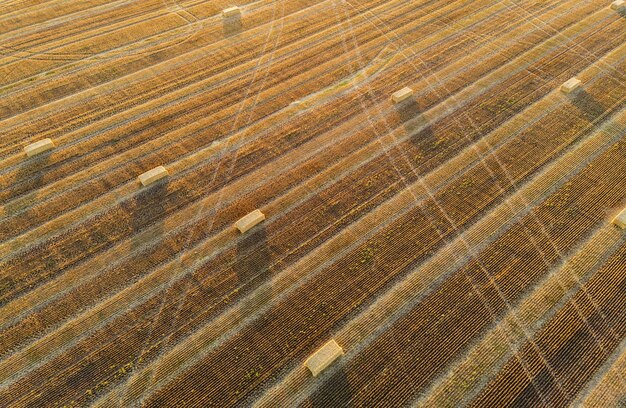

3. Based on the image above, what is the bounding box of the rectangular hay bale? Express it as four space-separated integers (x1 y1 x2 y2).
138 166 169 186
304 339 344 377
235 209 265 233
611 0 625 10
24 138 55 157
612 208 626 229
561 77 581 94
223 6 241 17
391 87 414 104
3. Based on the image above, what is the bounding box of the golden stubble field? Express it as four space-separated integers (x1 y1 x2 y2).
0 0 625 406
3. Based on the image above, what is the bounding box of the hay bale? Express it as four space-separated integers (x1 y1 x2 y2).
561 77 581 94
24 138 55 157
235 209 265 233
392 87 414 104
612 208 626 229
223 6 241 17
138 166 169 186
304 339 344 377
611 0 625 10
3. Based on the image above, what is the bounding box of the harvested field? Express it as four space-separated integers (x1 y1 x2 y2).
1 0 624 407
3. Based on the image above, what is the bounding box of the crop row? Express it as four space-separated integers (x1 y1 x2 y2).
469 242 626 407
0 2 616 382
139 43 626 407
300 125 626 407
0 0 311 96
0 0 581 303
253 99 626 408
0 0 604 348
0 0 188 56
1 1 620 404
0 0 126 36
0 0 564 382
0 0 508 204
412 219 626 408
0 0 513 226
6 0 616 280
0 0 574 363
6 26 624 407
578 335 626 407
0 0 416 137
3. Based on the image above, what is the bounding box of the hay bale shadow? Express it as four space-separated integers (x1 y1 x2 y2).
2 151 52 251
567 89 606 123
4 151 52 216
129 180 168 252
395 99 421 124
223 14 243 37
309 367 353 407
395 99 436 155
235 224 272 316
